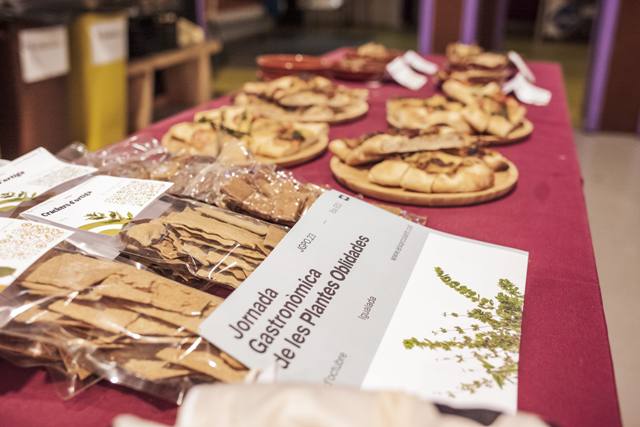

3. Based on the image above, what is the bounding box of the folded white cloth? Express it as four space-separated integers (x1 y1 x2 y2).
113 383 547 427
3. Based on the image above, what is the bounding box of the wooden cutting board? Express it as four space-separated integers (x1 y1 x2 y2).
330 156 519 206
257 135 329 167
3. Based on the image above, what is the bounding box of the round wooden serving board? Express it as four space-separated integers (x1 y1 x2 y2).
330 156 519 206
256 135 329 167
162 133 328 168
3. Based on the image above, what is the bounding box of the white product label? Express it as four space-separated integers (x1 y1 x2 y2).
18 26 70 84
0 148 96 214
503 73 552 106
89 18 127 65
0 160 9 168
386 57 427 90
508 51 535 83
0 218 72 288
200 191 528 414
403 50 438 75
21 175 172 236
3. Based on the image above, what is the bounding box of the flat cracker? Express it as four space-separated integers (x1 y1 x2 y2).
25 254 122 291
156 347 246 383
123 359 191 381
128 305 207 334
48 300 139 334
194 205 269 236
125 316 190 337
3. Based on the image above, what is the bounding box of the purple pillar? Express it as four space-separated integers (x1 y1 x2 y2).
493 0 509 50
460 0 479 44
418 0 435 54
584 0 621 131
195 0 208 38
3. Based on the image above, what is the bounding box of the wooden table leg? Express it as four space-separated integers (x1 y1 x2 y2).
165 54 211 106
128 70 154 132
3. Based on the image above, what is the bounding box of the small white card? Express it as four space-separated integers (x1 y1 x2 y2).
0 218 72 289
386 57 427 90
0 148 96 214
403 50 438 75
200 191 528 413
18 26 70 84
508 51 535 83
90 18 128 65
21 175 172 236
503 73 552 106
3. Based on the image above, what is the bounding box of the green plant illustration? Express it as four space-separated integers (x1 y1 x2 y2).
0 191 37 212
0 266 16 278
79 211 134 236
403 266 523 397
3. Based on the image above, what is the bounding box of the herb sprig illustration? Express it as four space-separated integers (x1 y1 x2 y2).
0 191 37 212
79 211 134 235
0 266 16 278
404 267 523 396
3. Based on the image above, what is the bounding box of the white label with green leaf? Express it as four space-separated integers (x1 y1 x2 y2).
200 191 528 414
0 218 73 289
21 175 173 236
0 147 96 213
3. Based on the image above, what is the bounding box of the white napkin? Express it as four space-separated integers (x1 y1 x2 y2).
503 73 552 106
113 383 548 427
507 51 535 83
386 57 427 90
403 50 438 75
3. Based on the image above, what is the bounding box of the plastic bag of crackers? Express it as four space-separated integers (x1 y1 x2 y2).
183 162 427 227
0 218 103 397
0 241 248 403
117 195 288 297
72 134 426 228
73 134 254 201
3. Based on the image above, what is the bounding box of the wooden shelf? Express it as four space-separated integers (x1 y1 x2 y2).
127 39 223 132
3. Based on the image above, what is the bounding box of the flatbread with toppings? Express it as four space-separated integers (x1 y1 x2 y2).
387 80 532 145
233 75 369 124
438 42 515 85
194 106 329 167
330 132 518 206
161 122 221 157
331 42 401 81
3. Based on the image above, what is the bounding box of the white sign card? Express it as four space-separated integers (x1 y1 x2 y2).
18 26 70 83
90 18 128 65
200 191 528 414
0 219 72 289
21 175 172 236
0 148 96 214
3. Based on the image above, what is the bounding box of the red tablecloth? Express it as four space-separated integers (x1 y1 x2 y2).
0 59 621 427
